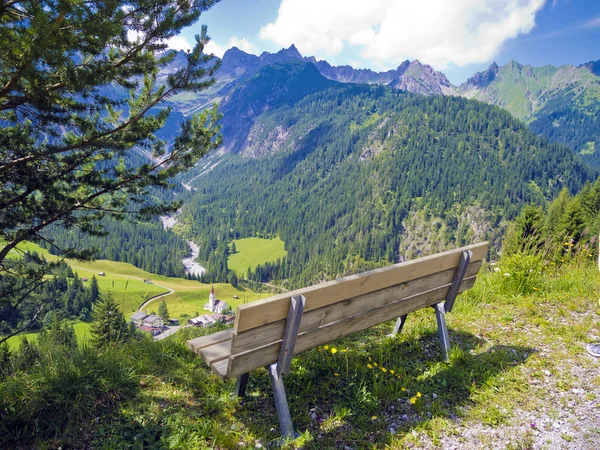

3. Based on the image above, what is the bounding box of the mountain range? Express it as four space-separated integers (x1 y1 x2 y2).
48 45 599 284
167 60 593 287
162 45 600 167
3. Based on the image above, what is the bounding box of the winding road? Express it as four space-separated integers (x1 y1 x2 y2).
68 264 175 313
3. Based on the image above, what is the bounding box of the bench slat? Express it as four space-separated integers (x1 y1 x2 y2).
199 339 232 366
231 261 482 355
187 329 234 354
234 242 488 333
224 276 476 379
212 359 229 379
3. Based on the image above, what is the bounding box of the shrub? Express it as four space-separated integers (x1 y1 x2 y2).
496 253 545 296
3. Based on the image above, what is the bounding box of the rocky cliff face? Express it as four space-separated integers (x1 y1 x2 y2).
462 62 499 89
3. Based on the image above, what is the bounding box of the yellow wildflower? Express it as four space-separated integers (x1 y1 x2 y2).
410 397 416 404
401 387 406 392
416 392 422 398
330 348 337 354
367 363 373 369
374 363 378 367
381 367 387 373
334 373 339 377
324 345 329 350
371 415 378 420
368 356 372 361
390 369 395 374
342 349 348 353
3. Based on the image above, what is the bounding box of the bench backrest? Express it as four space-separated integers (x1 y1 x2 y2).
222 242 488 379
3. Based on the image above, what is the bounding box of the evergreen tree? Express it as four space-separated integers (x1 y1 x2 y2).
90 294 132 348
38 316 77 350
228 271 238 286
0 1 223 340
89 276 99 302
231 242 237 254
158 300 170 320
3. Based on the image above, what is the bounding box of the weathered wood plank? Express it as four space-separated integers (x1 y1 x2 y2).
198 339 231 366
224 276 477 379
234 242 488 333
231 261 482 354
211 359 229 379
186 329 233 353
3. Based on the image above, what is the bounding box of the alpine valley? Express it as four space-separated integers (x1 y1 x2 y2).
45 46 600 288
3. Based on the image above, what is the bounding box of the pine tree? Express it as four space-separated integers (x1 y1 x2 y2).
158 300 170 320
90 293 131 348
89 276 99 302
0 1 223 340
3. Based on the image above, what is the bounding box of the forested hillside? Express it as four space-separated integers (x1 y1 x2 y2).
41 218 189 277
179 62 593 288
460 60 600 168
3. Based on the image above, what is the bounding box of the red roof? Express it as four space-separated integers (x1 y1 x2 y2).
139 325 154 333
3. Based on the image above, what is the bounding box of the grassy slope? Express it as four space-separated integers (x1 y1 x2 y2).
8 259 599 449
461 63 600 122
6 321 91 350
228 236 287 277
11 242 262 317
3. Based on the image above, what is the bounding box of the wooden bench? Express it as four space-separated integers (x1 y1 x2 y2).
187 242 488 439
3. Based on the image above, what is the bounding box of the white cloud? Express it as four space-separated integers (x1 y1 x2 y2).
260 0 547 69
227 36 259 54
164 35 258 58
166 36 194 53
204 40 226 57
581 16 600 29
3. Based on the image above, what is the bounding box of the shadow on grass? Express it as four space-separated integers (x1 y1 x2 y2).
232 326 537 448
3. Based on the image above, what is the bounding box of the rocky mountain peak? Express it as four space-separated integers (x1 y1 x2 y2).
463 61 500 89
580 59 600 77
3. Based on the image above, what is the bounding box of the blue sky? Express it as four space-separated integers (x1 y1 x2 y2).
173 0 600 84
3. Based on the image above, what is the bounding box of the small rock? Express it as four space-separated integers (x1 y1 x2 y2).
401 414 408 421
544 370 551 376
432 393 438 399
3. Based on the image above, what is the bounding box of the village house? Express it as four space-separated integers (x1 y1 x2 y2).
188 314 216 327
142 314 164 328
203 285 228 314
130 311 148 326
129 312 164 331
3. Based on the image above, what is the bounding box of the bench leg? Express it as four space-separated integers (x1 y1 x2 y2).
391 314 408 336
433 303 450 362
235 373 249 397
267 364 298 440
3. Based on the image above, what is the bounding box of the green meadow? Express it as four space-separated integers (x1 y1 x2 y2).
3 242 263 345
228 236 287 277
6 321 92 350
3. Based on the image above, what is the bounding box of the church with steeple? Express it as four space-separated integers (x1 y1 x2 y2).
203 285 228 314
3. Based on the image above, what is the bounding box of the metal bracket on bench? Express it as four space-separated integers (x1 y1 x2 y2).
277 294 305 378
432 249 472 362
235 373 250 397
265 294 305 440
391 314 408 336
392 250 472 362
444 250 472 313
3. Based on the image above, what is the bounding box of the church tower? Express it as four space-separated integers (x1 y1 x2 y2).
209 285 216 311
